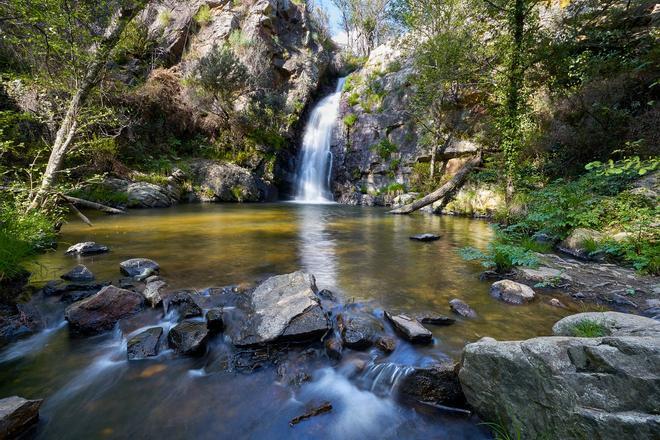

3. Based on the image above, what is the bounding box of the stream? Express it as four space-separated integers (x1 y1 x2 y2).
0 203 583 438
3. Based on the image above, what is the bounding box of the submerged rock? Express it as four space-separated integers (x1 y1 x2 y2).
65 242 109 256
206 308 224 332
459 333 660 439
385 312 433 344
398 362 464 407
324 338 343 360
231 272 330 346
142 280 167 307
490 280 536 305
552 312 660 337
164 290 203 319
43 280 108 303
416 312 455 326
119 258 160 279
409 234 440 242
337 312 384 350
65 286 144 334
168 321 209 356
127 327 163 360
61 265 95 282
449 299 477 318
376 336 397 353
0 396 43 439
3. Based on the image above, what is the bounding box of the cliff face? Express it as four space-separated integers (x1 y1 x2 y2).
330 43 481 208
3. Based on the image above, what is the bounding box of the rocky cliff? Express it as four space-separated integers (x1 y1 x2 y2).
330 43 486 210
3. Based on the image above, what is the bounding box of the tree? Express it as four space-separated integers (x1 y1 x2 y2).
330 0 393 55
190 44 249 124
28 0 149 210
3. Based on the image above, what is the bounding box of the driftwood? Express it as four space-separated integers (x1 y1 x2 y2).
289 402 333 427
65 202 93 227
60 195 125 215
389 153 482 215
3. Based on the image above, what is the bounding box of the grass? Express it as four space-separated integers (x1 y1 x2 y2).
569 319 609 337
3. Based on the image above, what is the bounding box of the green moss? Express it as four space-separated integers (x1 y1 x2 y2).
370 139 398 160
570 319 609 338
343 113 358 128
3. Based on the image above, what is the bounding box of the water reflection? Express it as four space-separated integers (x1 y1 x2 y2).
297 205 338 290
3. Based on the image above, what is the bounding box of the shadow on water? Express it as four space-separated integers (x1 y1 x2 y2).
0 203 585 438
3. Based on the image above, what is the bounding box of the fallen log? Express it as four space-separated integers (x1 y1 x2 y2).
389 153 482 215
289 402 333 427
60 195 125 215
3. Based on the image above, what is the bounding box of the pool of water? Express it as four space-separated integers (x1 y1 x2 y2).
0 203 584 438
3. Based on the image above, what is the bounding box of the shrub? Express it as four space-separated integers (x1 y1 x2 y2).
194 5 212 26
343 113 357 128
347 92 360 107
459 232 540 273
370 139 398 160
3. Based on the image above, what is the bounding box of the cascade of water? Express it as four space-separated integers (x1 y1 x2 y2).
294 77 346 203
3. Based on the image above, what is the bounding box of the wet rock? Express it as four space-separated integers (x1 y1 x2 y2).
324 338 342 360
490 280 536 305
127 181 179 208
168 320 209 356
549 298 567 309
206 308 224 332
127 327 163 360
145 275 163 283
376 336 397 353
459 333 660 439
231 272 330 346
119 258 160 279
385 312 433 344
337 312 384 350
552 312 660 337
0 396 43 439
558 228 605 260
398 362 464 407
142 280 167 307
449 299 477 318
43 280 108 303
318 289 336 301
416 312 455 326
0 303 43 346
164 290 203 320
409 234 440 242
65 286 144 334
65 241 109 256
61 265 94 282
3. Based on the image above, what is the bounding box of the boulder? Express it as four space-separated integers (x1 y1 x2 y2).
490 280 536 305
127 181 179 208
190 160 277 202
409 234 440 242
0 396 43 438
164 291 203 320
142 280 167 307
552 312 660 338
168 321 209 356
416 312 455 326
43 280 108 303
376 336 397 353
459 334 660 439
558 228 605 260
206 308 224 332
64 286 144 334
515 266 572 284
385 312 433 344
337 312 384 350
449 299 476 318
127 327 163 360
61 265 95 282
119 258 160 279
65 242 109 256
398 362 464 407
231 272 330 346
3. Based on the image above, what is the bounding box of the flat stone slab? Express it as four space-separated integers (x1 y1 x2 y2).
232 272 330 346
385 312 433 344
0 396 43 439
410 234 440 242
416 312 456 326
552 312 660 337
127 327 163 360
65 242 109 256
65 285 144 334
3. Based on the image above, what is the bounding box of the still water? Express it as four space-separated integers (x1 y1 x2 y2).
1 203 579 438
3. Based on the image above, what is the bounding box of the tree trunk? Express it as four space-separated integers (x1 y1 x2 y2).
389 153 482 215
29 1 147 210
429 143 437 180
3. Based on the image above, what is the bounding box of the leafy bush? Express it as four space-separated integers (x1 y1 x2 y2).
459 242 539 273
569 319 609 338
343 113 357 128
194 4 212 26
370 139 398 160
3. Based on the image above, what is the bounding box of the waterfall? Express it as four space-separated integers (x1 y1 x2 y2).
295 77 346 203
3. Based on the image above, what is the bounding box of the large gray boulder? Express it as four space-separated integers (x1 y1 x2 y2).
490 280 536 304
0 396 43 439
398 362 464 407
552 312 660 338
558 228 605 260
65 286 144 334
459 328 660 439
168 320 209 356
231 272 330 346
127 182 180 208
119 258 160 280
190 160 277 202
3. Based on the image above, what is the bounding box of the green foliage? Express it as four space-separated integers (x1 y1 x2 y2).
347 92 360 107
69 185 128 206
370 138 398 160
343 113 358 128
586 157 659 178
569 319 609 338
113 20 154 64
194 5 212 26
459 241 539 273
